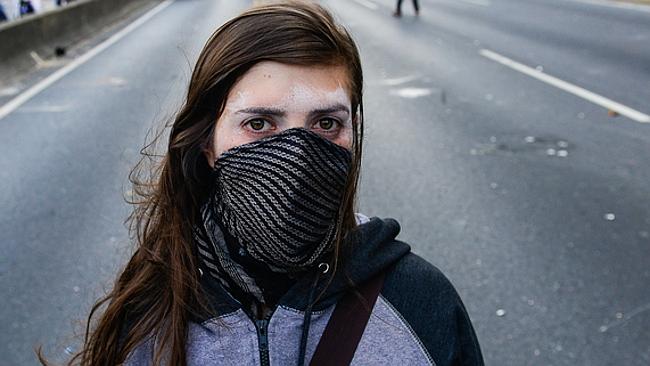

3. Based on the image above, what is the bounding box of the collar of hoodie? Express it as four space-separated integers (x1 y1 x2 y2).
194 216 410 320
194 216 410 365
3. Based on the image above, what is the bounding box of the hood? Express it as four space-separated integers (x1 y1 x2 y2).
196 216 411 319
281 216 411 311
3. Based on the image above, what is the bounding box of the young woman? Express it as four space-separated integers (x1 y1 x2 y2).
42 1 484 365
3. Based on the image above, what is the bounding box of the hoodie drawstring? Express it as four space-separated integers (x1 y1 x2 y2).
298 262 329 366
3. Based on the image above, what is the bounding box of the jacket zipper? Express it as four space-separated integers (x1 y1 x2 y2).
255 318 270 366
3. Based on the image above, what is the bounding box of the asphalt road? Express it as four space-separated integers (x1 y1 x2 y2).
1 0 649 365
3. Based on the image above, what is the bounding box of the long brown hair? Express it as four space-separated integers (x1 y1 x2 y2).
38 1 364 365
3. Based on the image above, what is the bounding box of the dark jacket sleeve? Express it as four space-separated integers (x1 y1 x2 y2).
381 252 484 366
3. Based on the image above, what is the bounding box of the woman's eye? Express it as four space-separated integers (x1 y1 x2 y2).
318 118 337 130
247 119 268 131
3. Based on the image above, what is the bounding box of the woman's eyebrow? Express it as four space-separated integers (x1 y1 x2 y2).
234 104 350 116
235 107 286 116
308 103 350 116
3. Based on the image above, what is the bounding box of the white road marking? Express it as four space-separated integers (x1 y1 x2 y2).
19 104 72 113
458 0 491 6
390 88 432 98
0 0 174 122
479 49 650 123
380 75 420 86
352 0 378 10
563 0 650 13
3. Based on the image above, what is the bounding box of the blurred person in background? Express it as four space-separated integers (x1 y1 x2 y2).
0 0 16 20
19 0 34 16
38 1 483 365
393 0 420 17
0 3 8 22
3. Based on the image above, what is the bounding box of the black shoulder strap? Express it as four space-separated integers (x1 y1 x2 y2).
310 272 387 366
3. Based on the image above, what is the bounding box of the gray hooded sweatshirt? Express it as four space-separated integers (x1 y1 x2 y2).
124 216 484 365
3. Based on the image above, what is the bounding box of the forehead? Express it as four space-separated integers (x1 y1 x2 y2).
225 61 352 109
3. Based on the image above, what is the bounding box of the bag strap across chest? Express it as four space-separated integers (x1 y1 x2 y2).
309 272 387 366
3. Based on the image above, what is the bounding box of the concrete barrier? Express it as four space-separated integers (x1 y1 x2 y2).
0 0 162 84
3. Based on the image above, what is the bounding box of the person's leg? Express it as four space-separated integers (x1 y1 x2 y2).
413 0 420 15
394 0 403 17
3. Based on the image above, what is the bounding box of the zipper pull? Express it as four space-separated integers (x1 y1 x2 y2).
256 319 269 345
255 319 267 334
257 319 268 334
